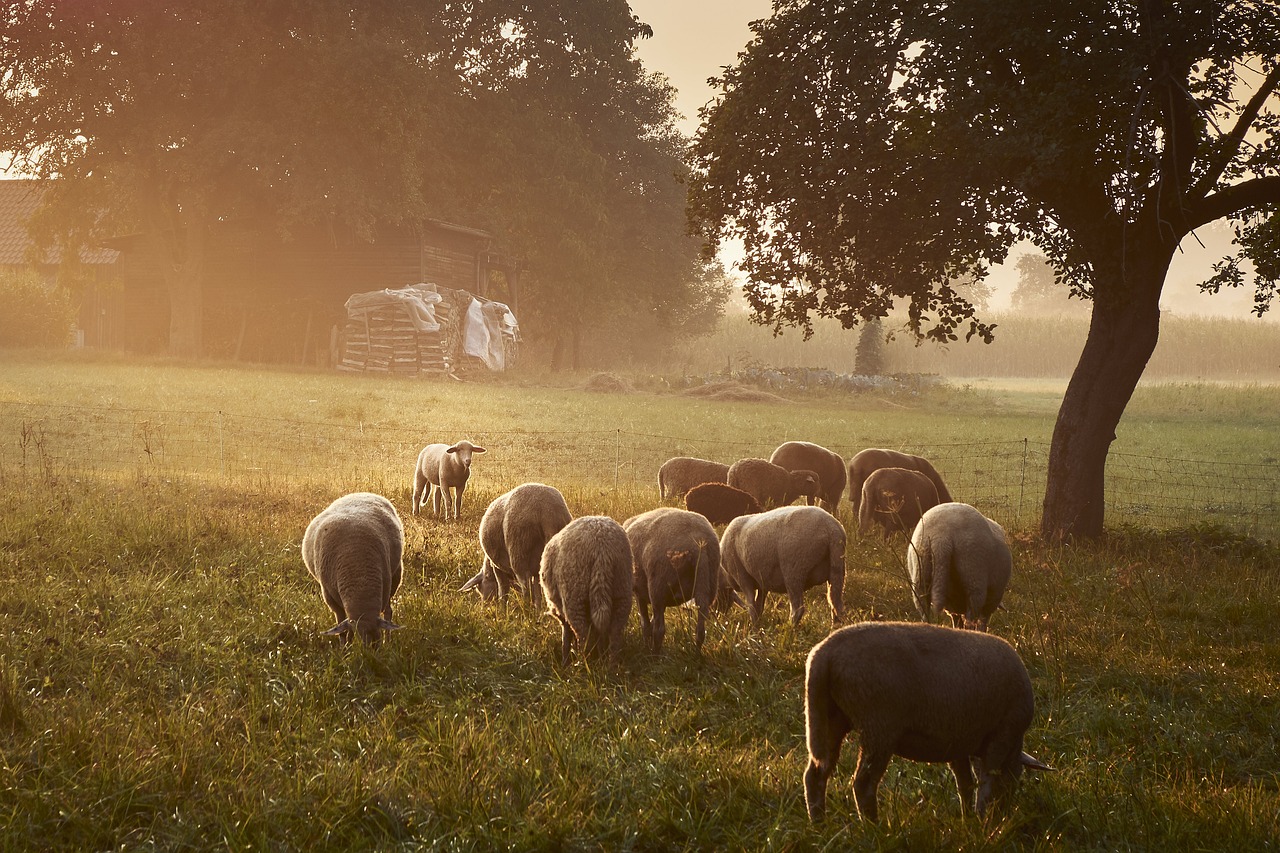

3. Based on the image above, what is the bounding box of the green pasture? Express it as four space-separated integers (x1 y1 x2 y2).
0 351 1277 850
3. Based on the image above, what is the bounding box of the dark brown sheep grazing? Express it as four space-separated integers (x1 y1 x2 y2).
804 622 1051 823
857 467 940 539
684 482 763 526
728 458 821 508
658 457 730 500
623 507 720 653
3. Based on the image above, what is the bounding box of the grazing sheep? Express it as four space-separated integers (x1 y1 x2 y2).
658 456 730 500
728 458 821 509
847 448 953 515
540 516 634 666
302 492 404 647
623 508 721 653
684 481 763 526
908 503 1011 631
770 441 847 514
857 467 940 539
804 621 1052 822
412 439 486 520
720 505 846 626
460 483 572 603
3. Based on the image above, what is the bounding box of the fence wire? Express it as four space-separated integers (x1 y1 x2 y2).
0 402 1274 540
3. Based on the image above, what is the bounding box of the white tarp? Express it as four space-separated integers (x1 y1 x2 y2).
344 283 443 332
462 298 518 370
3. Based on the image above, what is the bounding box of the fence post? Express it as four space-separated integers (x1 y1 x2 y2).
219 411 226 480
614 429 622 491
1019 438 1028 524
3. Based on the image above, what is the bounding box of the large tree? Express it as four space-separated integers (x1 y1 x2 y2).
690 0 1280 540
1 1 722 364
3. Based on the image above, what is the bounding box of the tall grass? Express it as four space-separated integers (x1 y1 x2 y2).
0 353 1277 849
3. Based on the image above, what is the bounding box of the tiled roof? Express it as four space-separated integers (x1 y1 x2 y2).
0 179 119 266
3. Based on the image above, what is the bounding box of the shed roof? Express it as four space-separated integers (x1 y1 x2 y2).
0 179 119 266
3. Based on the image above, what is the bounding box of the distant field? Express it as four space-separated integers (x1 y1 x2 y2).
0 351 1277 850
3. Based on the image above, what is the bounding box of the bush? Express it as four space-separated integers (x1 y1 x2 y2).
0 268 75 347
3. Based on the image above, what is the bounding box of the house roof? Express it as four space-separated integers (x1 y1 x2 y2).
0 179 119 266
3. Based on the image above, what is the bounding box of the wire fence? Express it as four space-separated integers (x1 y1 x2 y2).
0 401 1275 540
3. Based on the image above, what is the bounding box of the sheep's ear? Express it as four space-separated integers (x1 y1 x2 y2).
1020 752 1054 772
472 446 486 454
459 570 484 592
378 618 403 631
322 619 353 636
446 445 459 454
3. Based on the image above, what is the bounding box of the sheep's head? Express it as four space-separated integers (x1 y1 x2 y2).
447 440 487 469
323 615 402 647
787 469 822 502
460 558 500 600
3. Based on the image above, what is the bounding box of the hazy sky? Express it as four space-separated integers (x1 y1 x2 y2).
627 0 1262 318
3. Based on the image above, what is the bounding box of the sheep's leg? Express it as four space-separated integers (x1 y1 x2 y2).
804 714 850 822
636 596 654 651
429 484 441 516
412 470 427 515
453 482 466 520
552 613 573 666
786 585 807 627
693 604 707 652
950 759 977 815
827 571 845 626
749 586 766 625
651 604 666 654
852 745 892 823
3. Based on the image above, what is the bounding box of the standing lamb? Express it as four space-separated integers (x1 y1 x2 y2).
658 457 730 500
412 439 486 520
623 507 721 653
540 516 634 667
684 482 763 526
720 505 846 626
804 621 1052 822
847 448 953 516
770 441 847 514
302 492 404 647
728 458 821 509
857 467 940 539
460 482 572 603
908 502 1012 631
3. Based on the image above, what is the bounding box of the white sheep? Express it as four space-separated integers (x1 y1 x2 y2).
540 515 634 666
460 482 572 603
623 507 721 653
412 439 486 520
301 492 404 646
908 502 1012 631
720 505 846 626
804 621 1051 822
658 456 730 500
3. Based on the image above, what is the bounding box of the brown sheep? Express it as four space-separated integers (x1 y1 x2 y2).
804 622 1052 822
623 507 721 652
658 457 730 500
684 482 763 526
769 441 847 514
728 458 821 509
847 448 952 516
857 467 940 539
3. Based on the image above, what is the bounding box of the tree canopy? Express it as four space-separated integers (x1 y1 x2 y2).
691 0 1280 538
0 0 724 362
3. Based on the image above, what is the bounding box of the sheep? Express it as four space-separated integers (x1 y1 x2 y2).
908 502 1011 631
803 621 1052 823
847 448 953 516
857 467 940 539
460 482 572 603
684 481 763 526
412 439 486 520
728 458 821 509
658 456 730 500
769 441 847 514
720 505 846 626
623 507 721 653
539 515 634 667
301 492 404 646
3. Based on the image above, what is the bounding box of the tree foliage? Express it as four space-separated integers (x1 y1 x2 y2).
1011 253 1090 316
691 0 1280 539
0 0 721 362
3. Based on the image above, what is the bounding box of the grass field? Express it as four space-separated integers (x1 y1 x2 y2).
1 351 1278 850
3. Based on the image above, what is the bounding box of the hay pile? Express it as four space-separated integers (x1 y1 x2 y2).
680 382 791 403
583 373 633 393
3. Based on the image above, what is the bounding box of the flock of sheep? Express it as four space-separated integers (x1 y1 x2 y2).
301 438 1052 824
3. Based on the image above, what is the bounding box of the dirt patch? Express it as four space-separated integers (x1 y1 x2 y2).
680 381 792 403
583 372 633 393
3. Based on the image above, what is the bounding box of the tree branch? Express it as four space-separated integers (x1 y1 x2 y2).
1189 64 1280 201
1187 174 1280 231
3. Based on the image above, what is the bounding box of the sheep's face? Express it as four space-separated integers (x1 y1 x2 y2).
460 560 500 600
447 441 487 470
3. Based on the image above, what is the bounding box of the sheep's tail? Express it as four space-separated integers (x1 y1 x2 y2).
856 485 874 535
588 553 616 638
928 527 954 615
804 644 833 764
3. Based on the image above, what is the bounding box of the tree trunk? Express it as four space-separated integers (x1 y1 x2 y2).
1040 263 1167 541
166 223 207 359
